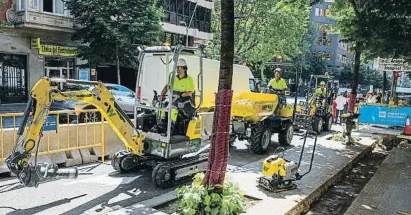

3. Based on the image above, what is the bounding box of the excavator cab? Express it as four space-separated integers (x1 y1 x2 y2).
133 45 208 183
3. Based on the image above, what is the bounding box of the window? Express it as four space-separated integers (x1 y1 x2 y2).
43 0 53 12
54 0 64 14
18 0 39 11
249 79 256 92
326 53 332 60
43 0 65 14
315 8 320 16
17 0 25 10
29 0 40 11
327 38 332 46
320 9 325 16
163 0 212 33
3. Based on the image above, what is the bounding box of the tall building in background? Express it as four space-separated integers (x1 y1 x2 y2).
0 0 213 104
309 0 354 72
160 0 213 46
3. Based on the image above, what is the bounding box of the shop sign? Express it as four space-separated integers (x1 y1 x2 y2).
39 45 78 57
79 69 90 81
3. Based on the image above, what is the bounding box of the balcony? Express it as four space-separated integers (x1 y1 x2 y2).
15 11 74 32
8 0 74 32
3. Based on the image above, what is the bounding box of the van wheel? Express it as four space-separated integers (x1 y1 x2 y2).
249 124 271 154
279 124 294 146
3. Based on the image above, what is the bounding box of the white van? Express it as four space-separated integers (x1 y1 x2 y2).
137 51 256 111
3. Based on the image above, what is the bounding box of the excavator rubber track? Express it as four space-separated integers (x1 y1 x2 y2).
152 153 209 188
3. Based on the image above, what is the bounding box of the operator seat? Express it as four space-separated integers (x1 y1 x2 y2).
170 92 196 142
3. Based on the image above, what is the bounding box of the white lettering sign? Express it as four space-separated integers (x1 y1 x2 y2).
378 64 411 72
378 58 407 65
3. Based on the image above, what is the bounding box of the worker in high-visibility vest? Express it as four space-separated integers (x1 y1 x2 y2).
157 58 196 135
315 81 327 97
267 68 288 91
314 81 328 108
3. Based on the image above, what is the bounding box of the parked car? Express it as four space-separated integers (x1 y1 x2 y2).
50 83 137 124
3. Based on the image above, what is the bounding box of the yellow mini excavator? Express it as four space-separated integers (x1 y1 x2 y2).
6 45 209 188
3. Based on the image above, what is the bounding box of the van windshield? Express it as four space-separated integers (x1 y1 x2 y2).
249 79 257 92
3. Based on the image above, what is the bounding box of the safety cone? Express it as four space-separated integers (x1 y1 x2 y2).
403 116 411 136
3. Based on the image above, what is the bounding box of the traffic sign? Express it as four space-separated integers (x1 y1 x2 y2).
378 58 408 65
377 58 411 71
378 64 411 72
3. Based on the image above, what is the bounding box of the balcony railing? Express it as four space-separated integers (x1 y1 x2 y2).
10 0 74 32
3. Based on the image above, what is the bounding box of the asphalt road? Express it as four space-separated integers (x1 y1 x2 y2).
0 131 314 215
0 98 308 215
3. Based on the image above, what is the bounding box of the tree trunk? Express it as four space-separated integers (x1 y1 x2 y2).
348 48 361 113
116 46 121 85
202 0 234 187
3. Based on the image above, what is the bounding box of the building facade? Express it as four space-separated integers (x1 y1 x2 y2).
160 0 213 46
0 0 213 104
309 0 354 72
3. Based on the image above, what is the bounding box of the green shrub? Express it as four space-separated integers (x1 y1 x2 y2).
175 173 245 215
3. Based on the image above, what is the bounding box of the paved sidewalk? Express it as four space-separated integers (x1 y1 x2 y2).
345 145 411 215
228 133 379 215
97 129 380 215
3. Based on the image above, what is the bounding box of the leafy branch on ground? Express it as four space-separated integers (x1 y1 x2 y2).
331 132 360 143
175 173 245 215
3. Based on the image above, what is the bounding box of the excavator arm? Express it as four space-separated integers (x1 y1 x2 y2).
5 77 144 187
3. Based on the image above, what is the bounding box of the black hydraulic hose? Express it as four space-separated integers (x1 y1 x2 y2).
297 130 308 169
292 68 299 122
114 102 139 134
300 132 318 178
17 98 33 136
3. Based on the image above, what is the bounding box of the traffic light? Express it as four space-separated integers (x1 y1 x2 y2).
322 29 327 45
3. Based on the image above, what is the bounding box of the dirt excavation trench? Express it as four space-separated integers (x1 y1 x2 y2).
306 136 402 215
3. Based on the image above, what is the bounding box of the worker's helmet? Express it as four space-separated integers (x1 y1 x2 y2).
274 68 282 76
177 59 187 67
320 81 326 86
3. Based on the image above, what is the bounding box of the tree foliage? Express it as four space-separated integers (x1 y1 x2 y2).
66 0 163 68
330 0 411 60
205 0 311 64
329 0 411 110
333 65 383 89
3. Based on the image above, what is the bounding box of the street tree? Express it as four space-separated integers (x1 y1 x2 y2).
205 0 311 64
330 0 411 111
202 0 235 187
66 0 163 84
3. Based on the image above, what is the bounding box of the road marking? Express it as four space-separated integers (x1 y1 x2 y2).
64 174 141 186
